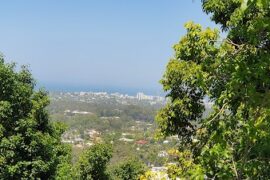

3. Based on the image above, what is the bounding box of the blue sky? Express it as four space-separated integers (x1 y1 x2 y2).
0 0 218 94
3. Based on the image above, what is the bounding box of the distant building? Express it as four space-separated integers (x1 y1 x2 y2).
85 142 94 147
136 92 165 102
74 137 84 144
85 129 100 139
136 140 148 145
163 140 169 144
64 109 93 115
100 116 120 119
72 110 93 115
61 139 74 144
75 144 83 148
119 137 134 142
151 166 167 172
79 92 86 96
136 92 153 101
122 132 134 136
158 151 168 157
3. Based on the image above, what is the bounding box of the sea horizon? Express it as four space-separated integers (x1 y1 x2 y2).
37 82 165 96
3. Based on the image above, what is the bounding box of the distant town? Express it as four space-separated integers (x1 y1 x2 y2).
48 91 175 178
50 91 167 105
47 90 213 179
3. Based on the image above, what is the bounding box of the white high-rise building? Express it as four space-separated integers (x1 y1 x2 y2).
136 92 154 100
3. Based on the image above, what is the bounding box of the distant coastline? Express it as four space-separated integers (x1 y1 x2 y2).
37 82 165 96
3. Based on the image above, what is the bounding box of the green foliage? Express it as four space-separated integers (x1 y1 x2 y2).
0 56 69 179
55 144 75 180
49 98 159 132
156 22 218 144
166 150 204 180
157 0 270 178
77 143 113 180
112 157 146 180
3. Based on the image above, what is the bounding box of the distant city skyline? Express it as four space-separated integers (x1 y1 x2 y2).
44 82 163 96
0 0 218 93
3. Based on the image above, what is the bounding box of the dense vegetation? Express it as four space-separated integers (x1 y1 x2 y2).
0 56 69 179
49 95 159 132
111 157 146 180
156 0 270 178
77 143 113 179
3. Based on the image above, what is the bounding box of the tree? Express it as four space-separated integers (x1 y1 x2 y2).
112 157 146 180
0 55 69 179
55 145 75 180
156 0 270 178
77 143 112 180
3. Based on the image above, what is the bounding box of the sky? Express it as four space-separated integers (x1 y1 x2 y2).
0 0 218 95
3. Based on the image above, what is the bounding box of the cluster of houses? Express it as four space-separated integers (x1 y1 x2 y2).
61 127 178 179
61 128 101 148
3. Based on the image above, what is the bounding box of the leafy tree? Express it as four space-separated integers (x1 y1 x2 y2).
0 56 69 179
77 143 112 180
112 157 146 180
166 149 204 180
55 145 75 180
156 0 270 178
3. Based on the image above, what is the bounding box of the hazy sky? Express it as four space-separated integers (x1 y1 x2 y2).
0 0 218 94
